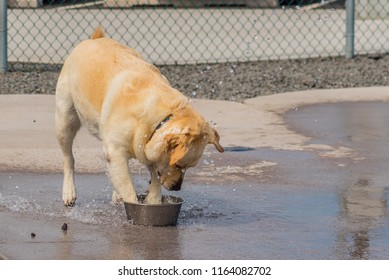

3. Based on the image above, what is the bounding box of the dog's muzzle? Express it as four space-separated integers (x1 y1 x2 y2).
166 177 183 191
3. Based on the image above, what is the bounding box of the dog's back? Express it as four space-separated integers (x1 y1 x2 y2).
57 28 167 117
56 27 184 138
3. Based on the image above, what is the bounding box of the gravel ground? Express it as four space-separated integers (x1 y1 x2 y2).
1 54 388 102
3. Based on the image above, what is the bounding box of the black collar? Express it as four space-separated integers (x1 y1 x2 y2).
148 114 172 141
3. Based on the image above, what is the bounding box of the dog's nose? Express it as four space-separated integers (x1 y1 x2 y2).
170 177 183 191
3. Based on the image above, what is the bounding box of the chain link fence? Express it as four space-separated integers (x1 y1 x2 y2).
2 0 389 71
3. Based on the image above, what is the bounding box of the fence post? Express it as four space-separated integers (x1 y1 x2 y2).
345 0 355 59
0 0 7 72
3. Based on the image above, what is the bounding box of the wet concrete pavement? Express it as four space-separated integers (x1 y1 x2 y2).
1 90 389 259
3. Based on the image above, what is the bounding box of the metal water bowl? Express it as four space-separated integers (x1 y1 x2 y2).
124 194 183 226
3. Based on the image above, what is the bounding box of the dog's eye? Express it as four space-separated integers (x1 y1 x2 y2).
175 164 183 170
175 164 186 173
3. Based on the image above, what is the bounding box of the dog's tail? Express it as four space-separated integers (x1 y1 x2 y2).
91 26 105 40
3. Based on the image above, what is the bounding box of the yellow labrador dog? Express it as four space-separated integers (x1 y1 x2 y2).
55 27 223 206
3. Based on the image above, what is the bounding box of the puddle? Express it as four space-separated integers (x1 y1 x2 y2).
2 170 388 259
224 146 255 152
285 101 389 259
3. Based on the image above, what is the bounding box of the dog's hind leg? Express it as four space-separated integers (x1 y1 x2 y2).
55 90 81 206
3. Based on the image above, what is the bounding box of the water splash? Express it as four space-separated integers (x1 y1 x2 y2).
0 188 126 227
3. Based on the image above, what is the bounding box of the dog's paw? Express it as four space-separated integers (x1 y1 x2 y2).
63 195 77 207
111 191 122 204
144 193 162 205
63 185 77 206
112 190 138 204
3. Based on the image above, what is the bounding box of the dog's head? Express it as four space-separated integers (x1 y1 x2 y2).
145 107 224 191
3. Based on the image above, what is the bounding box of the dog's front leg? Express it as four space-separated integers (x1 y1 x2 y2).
104 147 138 204
145 167 162 204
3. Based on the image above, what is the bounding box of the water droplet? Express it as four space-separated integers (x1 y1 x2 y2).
245 49 253 57
191 91 197 97
181 169 186 173
229 68 234 74
15 186 18 189
254 34 259 40
218 81 223 86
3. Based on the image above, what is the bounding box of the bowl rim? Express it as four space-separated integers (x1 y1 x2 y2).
123 194 184 207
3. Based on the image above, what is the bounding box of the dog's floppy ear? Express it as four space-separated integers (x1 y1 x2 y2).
167 134 189 166
209 128 224 153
